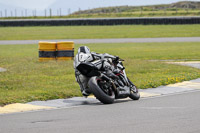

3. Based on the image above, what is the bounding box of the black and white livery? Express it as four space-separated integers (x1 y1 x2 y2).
74 46 140 104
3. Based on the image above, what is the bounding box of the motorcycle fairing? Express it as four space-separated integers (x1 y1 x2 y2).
76 62 101 77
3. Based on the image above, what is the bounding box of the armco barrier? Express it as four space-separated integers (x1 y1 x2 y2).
0 17 200 26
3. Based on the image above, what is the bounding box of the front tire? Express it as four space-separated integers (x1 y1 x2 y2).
129 85 140 100
89 77 115 104
128 78 140 100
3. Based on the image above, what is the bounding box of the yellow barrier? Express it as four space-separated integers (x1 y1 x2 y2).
57 41 74 60
39 42 57 61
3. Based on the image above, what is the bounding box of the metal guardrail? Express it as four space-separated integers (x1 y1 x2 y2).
0 17 200 26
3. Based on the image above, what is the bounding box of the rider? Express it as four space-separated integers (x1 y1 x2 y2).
74 46 116 96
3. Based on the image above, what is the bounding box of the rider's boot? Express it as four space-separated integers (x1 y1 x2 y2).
82 87 92 97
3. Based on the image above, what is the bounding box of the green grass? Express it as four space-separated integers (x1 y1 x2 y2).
70 10 200 18
0 24 200 40
1 9 200 19
0 42 200 106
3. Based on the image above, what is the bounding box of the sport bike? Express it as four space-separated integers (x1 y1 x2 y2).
76 54 140 104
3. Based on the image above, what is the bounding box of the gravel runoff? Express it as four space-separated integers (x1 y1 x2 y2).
1 37 200 45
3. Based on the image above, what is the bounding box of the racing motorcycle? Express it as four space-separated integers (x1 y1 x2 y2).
75 53 140 104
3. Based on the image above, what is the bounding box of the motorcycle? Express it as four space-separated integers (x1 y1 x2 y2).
75 53 140 104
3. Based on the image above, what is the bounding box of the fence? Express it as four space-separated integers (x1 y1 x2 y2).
0 17 200 26
0 8 65 18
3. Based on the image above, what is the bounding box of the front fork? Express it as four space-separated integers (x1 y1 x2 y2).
122 70 138 93
122 70 129 84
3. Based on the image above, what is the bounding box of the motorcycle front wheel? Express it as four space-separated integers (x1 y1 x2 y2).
128 78 140 100
89 77 115 104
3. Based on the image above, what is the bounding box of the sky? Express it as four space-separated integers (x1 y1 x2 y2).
0 0 200 10
0 0 199 16
0 0 56 10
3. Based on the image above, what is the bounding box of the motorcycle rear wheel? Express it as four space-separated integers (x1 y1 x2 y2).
89 77 115 104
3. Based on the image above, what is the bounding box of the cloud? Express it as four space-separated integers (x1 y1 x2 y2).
0 0 57 10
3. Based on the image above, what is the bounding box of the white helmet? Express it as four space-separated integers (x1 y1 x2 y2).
78 46 90 54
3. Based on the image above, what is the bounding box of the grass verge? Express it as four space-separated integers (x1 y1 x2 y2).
69 10 200 18
1 10 200 19
0 24 200 40
0 42 200 106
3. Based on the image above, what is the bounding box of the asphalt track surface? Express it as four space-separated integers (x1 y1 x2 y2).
1 37 200 45
0 90 200 133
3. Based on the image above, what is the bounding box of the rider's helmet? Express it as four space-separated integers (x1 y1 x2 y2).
78 46 90 54
76 46 93 63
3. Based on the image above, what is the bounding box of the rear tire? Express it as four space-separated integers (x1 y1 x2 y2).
89 77 115 104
